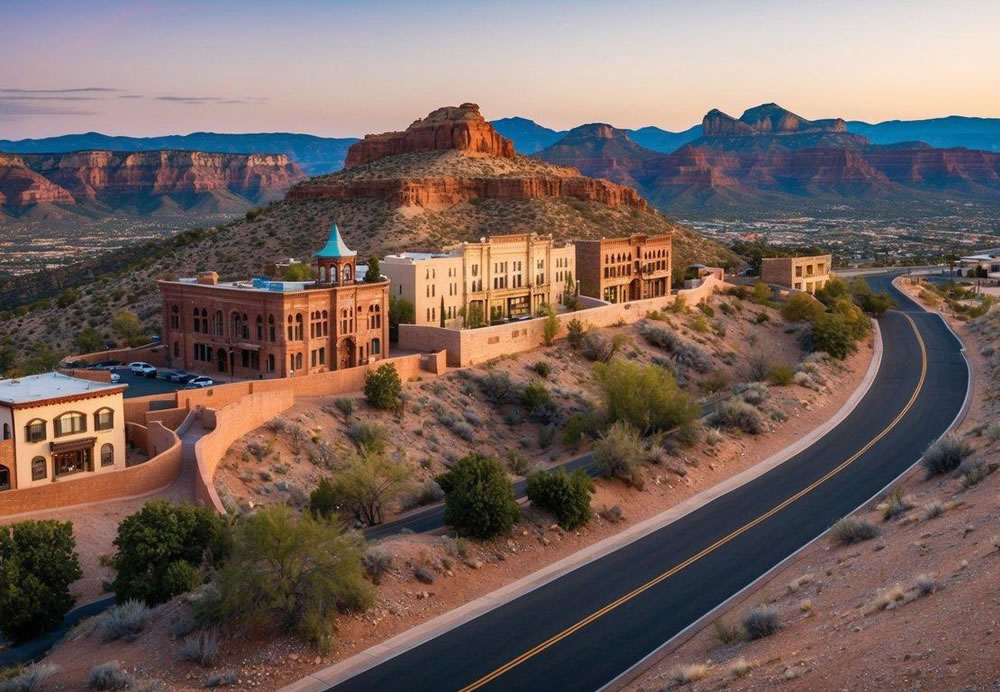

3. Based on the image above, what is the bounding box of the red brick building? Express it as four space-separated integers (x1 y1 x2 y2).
158 225 389 379
575 233 672 303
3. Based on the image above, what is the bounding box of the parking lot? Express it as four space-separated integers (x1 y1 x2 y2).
114 369 190 399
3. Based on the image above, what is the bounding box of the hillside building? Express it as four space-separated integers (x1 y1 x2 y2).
575 233 672 303
0 372 127 492
158 224 390 379
761 254 831 293
381 233 576 327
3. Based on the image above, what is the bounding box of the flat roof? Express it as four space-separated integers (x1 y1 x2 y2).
0 372 125 406
383 251 461 263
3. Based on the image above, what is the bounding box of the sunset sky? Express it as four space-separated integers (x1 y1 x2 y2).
2 0 998 140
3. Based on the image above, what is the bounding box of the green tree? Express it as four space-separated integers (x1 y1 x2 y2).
525 469 594 529
329 451 412 526
388 294 415 342
212 506 373 652
0 520 82 643
465 302 485 329
751 282 772 304
23 341 62 375
111 309 145 347
814 277 851 308
440 295 446 327
566 318 585 349
780 294 825 322
281 263 315 281
364 363 402 410
593 359 699 434
111 501 230 606
810 312 854 359
438 453 520 539
364 254 381 283
0 343 18 377
74 326 104 354
57 287 80 308
308 477 339 519
541 303 558 346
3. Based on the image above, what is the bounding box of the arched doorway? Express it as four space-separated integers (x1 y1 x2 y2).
0 464 9 491
629 278 641 301
337 337 356 370
217 348 227 373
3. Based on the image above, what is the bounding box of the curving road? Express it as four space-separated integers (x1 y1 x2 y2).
329 274 969 691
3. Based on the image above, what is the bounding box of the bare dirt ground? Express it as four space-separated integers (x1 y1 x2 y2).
36 294 877 690
631 279 1000 692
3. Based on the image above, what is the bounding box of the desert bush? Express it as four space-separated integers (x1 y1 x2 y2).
346 421 389 454
781 293 825 322
88 662 135 691
438 454 520 539
525 469 595 529
713 399 765 435
921 433 972 477
561 407 607 449
699 371 730 395
738 381 770 407
829 517 879 545
671 664 709 685
329 451 411 526
810 312 855 360
333 398 356 418
179 628 219 667
958 459 990 489
308 477 338 519
362 546 394 585
99 599 153 642
246 438 273 463
477 371 522 405
742 606 779 640
0 520 82 643
594 359 698 434
566 318 585 349
594 421 646 488
580 330 625 362
638 323 678 351
531 361 551 378
727 658 753 678
542 303 558 346
768 363 795 386
792 370 820 390
505 450 532 476
212 506 373 652
713 618 744 645
881 486 915 521
521 380 554 414
674 342 713 373
364 363 402 410
986 423 1000 444
923 501 945 519
112 501 229 606
0 665 61 692
915 574 936 596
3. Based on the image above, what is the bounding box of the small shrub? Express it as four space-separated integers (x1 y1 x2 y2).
525 469 595 529
561 408 606 449
329 451 411 526
755 311 769 323
438 454 520 539
179 629 219 667
593 421 646 488
362 546 394 585
580 330 624 362
984 423 1000 444
829 517 879 546
245 439 273 463
531 361 551 378
915 574 936 596
566 318 585 349
671 664 708 685
728 657 753 679
874 585 906 610
100 600 153 642
538 424 556 449
0 665 61 692
204 671 238 688
364 363 402 410
672 342 713 374
713 399 765 435
477 371 521 405
333 398 356 418
922 433 972 477
704 427 724 447
881 486 915 521
713 618 744 645
958 459 990 489
505 450 532 476
521 381 554 414
768 363 795 385
89 662 135 691
742 606 779 640
346 421 389 454
738 382 770 407
923 501 945 519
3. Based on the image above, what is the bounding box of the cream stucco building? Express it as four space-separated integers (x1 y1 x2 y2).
761 254 832 294
382 233 576 327
0 373 127 492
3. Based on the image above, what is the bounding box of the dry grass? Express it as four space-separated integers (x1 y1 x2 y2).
670 663 709 685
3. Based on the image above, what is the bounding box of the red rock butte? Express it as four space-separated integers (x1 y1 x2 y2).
345 103 516 168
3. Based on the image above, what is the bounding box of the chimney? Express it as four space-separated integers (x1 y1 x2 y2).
197 271 219 286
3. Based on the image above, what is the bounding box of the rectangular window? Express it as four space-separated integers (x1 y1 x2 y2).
26 421 46 443
54 413 86 437
94 410 114 432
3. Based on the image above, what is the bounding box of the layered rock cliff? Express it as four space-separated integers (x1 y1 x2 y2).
0 150 306 215
345 103 515 168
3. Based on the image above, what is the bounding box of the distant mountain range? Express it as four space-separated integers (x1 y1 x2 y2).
0 132 358 176
529 104 1000 215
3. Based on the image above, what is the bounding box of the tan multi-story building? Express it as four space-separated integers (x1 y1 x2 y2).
158 224 390 379
575 233 672 303
761 254 831 294
0 372 127 492
382 233 576 327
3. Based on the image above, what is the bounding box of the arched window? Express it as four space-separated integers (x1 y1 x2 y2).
231 312 242 339
342 265 353 284
319 265 327 283
0 464 9 491
101 443 114 467
241 313 249 339
94 408 114 432
31 457 46 481
295 314 304 340
2 423 9 440
295 353 303 370
193 307 200 333
201 308 208 333
268 314 276 342
170 305 180 329
54 412 87 437
321 310 329 336
256 315 264 341
267 354 275 373
25 418 46 443
287 315 294 342
214 310 224 337
371 338 381 355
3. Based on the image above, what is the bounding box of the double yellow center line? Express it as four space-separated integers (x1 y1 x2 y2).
460 314 927 691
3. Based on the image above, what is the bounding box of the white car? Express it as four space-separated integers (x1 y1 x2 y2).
110 372 121 384
185 376 215 389
128 362 156 377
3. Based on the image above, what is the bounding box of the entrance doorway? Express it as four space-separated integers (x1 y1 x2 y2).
53 448 93 478
217 348 227 373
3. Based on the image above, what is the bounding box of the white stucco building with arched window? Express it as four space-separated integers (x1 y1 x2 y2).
0 372 127 493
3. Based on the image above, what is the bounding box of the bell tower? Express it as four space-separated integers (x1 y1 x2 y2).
314 223 357 286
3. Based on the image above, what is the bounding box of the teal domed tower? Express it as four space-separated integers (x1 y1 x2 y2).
314 224 357 286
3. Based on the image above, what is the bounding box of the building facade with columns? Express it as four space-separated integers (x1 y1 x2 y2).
381 233 576 328
158 224 390 379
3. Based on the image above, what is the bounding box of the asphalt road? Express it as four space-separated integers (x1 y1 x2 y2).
333 273 969 691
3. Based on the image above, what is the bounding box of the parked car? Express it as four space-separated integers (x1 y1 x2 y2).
166 370 195 384
185 376 215 389
110 372 121 384
129 362 157 378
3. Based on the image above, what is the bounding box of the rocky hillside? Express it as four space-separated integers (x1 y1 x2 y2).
534 103 1000 215
0 150 306 219
0 103 734 362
